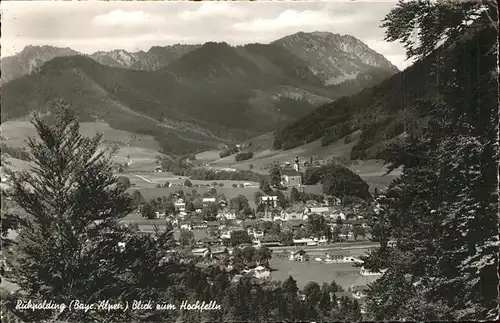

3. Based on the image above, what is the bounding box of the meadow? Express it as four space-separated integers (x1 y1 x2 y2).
269 257 379 290
1 120 162 173
133 185 262 209
203 130 401 191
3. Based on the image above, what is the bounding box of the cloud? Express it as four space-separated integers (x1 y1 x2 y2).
386 54 415 70
7 34 198 55
179 2 247 21
93 10 165 27
233 9 333 32
0 0 410 70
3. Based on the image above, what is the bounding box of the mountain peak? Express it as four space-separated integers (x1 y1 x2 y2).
201 41 232 49
272 31 398 85
20 44 77 52
309 31 334 38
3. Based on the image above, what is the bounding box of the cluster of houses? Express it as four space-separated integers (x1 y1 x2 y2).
288 249 366 265
155 195 230 219
260 196 369 228
152 193 370 251
187 245 273 283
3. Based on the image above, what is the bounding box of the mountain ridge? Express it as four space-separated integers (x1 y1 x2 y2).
1 31 400 156
2 31 397 85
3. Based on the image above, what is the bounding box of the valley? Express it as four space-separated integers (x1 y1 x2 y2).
1 31 399 157
2 1 497 322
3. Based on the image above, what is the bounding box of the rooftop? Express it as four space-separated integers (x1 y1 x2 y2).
281 169 301 176
351 285 369 292
192 248 209 253
334 291 353 299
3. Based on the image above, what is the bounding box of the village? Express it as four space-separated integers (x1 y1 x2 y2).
116 154 383 314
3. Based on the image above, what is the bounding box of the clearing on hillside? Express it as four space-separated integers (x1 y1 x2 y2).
1 121 162 171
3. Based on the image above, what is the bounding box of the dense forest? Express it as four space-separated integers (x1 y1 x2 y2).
360 1 499 321
303 164 371 200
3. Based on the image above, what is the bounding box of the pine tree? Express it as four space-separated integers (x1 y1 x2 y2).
303 281 321 320
2 101 187 322
349 299 363 322
318 283 333 318
131 189 145 207
270 165 282 188
290 187 300 203
363 1 498 321
141 201 156 219
282 276 299 296
1 102 132 321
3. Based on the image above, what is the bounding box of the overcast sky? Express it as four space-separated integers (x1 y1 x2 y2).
1 0 413 70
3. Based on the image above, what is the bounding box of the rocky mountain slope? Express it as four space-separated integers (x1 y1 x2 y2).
273 28 495 161
89 44 201 70
1 46 80 83
1 45 200 83
272 31 399 86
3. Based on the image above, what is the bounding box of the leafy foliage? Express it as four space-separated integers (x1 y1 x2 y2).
131 189 145 207
230 230 252 247
303 163 371 200
1 101 189 322
270 165 282 188
362 3 498 321
0 144 31 161
235 151 254 162
141 201 156 219
116 176 131 189
219 146 238 159
179 229 195 247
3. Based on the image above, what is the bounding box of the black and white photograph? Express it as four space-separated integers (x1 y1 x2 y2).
0 0 498 322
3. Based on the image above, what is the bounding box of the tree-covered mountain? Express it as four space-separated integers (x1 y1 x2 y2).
0 53 324 155
1 56 222 155
1 32 398 155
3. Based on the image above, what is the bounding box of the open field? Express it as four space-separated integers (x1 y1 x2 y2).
1 120 162 172
194 133 275 165
131 185 262 209
1 156 32 172
204 130 401 191
123 172 259 187
125 172 263 207
269 257 380 290
242 132 275 152
195 150 221 163
209 130 362 170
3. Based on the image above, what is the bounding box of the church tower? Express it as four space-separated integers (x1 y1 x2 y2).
294 155 299 172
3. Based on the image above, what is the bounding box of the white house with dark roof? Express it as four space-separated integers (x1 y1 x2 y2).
281 169 302 187
202 197 216 206
174 198 186 212
260 195 278 208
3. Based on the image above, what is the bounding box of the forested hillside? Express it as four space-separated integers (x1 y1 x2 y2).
360 1 498 321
